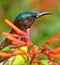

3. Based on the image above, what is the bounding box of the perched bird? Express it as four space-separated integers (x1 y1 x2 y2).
0 12 52 50
13 12 52 32
0 12 52 62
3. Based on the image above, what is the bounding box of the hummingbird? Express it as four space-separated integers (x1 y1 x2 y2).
0 12 52 62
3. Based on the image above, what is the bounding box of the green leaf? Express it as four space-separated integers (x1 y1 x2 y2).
41 60 52 65
1 46 12 52
5 55 26 65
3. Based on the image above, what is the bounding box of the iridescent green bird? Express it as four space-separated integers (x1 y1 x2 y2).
0 12 52 50
0 12 52 62
13 12 52 32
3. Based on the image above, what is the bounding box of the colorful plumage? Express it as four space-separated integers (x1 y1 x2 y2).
0 12 52 62
0 12 52 50
13 12 52 31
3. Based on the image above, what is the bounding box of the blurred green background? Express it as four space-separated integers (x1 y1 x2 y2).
0 0 60 47
0 0 60 65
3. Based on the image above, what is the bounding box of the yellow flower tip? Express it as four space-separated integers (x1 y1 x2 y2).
1 32 8 36
1 32 6 36
4 19 8 22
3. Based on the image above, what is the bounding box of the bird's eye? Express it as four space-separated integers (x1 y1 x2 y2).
29 17 33 20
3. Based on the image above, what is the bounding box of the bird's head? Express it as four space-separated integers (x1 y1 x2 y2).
14 12 52 31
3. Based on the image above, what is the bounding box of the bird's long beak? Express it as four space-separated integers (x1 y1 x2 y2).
36 12 52 18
